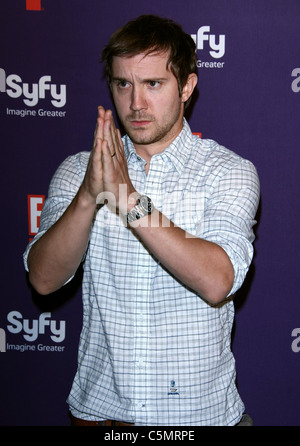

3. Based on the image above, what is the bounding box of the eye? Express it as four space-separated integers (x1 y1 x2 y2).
148 80 160 88
113 80 131 90
117 81 130 88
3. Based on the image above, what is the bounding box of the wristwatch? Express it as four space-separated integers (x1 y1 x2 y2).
126 195 154 224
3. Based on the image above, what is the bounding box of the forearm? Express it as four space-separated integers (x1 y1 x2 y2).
130 209 235 305
27 185 96 295
27 108 109 295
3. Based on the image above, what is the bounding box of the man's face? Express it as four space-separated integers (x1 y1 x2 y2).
111 52 185 152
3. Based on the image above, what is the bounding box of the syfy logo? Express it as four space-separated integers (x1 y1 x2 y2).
291 328 300 352
0 328 5 352
291 68 300 93
7 311 65 342
0 69 66 108
191 26 225 59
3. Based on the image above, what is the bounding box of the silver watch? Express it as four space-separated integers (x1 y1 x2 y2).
127 195 154 223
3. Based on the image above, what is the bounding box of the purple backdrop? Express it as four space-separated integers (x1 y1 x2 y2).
1 0 299 426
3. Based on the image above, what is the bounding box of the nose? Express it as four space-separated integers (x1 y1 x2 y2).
130 85 148 112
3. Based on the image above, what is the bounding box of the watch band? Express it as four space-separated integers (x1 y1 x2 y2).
126 195 154 224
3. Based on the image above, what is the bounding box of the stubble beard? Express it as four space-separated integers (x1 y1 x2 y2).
123 106 182 147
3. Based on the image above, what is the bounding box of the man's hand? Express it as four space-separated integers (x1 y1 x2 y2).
80 106 106 204
98 107 137 214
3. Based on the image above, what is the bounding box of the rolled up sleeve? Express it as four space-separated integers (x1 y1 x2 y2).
23 151 89 272
201 159 260 296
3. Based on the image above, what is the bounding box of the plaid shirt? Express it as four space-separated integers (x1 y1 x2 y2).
24 119 260 425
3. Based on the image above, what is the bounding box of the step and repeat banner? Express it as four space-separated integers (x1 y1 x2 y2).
1 0 300 426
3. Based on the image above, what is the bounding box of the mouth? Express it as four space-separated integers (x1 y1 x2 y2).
129 120 152 128
127 116 154 128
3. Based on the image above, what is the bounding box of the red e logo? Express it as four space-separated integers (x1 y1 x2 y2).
28 195 45 240
26 0 42 11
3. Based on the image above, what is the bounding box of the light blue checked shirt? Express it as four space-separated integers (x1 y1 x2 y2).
24 119 260 425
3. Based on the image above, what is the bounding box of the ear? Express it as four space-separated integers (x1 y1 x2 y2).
181 73 198 104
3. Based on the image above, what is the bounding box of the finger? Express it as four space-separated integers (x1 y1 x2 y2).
101 140 115 169
103 109 115 136
93 107 105 148
116 128 123 147
92 136 103 166
103 111 119 156
98 105 105 118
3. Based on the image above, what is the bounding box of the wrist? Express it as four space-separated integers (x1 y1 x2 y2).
77 184 99 210
126 194 154 225
117 186 138 215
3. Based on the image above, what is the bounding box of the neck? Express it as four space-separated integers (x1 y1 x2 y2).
134 119 184 165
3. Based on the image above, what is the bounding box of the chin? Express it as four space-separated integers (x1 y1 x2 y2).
126 129 155 145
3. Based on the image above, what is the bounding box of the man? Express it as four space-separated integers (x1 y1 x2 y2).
24 15 260 425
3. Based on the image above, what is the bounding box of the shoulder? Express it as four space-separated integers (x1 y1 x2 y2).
55 151 90 174
194 137 258 179
50 151 90 186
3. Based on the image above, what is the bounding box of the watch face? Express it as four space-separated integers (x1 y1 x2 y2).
127 195 153 224
138 196 153 214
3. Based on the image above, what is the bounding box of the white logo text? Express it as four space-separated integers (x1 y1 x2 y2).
291 68 300 93
191 26 225 59
0 68 66 107
7 311 66 342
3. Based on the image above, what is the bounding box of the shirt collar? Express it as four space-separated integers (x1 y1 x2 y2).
161 118 193 173
123 118 193 174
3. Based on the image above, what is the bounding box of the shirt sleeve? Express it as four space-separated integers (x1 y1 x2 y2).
23 151 89 272
200 157 260 296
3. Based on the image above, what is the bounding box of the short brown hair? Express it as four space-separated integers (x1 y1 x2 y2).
101 15 197 109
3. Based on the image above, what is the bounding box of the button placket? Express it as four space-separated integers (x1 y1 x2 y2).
131 156 169 421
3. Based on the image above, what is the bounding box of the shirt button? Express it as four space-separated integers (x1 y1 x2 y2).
135 402 146 409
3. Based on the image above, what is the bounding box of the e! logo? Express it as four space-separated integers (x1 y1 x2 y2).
28 195 45 240
26 0 42 11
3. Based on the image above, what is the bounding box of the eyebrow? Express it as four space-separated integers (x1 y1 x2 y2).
112 77 168 84
112 77 126 82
